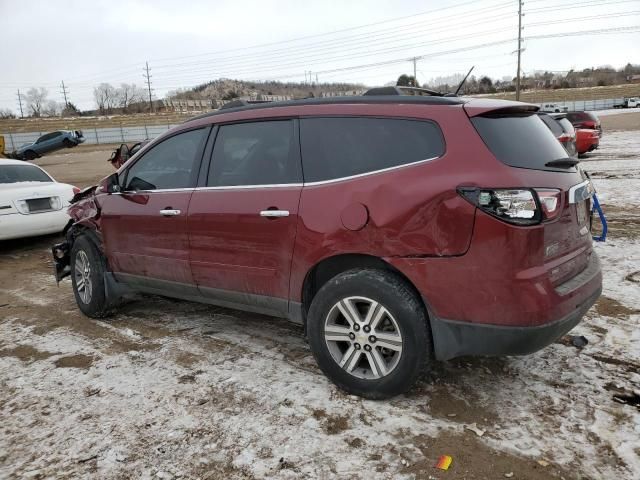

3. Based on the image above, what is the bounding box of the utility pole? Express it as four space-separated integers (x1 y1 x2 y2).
413 57 417 86
60 80 69 107
143 62 153 113
516 0 523 101
16 89 24 118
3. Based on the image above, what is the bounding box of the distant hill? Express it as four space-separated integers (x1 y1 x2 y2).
167 78 366 103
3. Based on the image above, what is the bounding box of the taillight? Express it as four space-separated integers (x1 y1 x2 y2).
458 187 562 225
558 133 574 143
534 189 562 220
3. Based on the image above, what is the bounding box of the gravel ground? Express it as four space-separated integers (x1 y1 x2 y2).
1 129 639 480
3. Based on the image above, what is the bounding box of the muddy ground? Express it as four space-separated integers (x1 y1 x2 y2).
1 126 639 480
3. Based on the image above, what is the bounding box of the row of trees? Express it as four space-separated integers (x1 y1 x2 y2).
93 83 148 114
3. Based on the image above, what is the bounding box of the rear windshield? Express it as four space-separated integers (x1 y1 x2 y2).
0 165 52 184
538 114 563 137
471 114 570 172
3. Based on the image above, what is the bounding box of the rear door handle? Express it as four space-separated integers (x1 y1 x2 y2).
160 209 181 216
260 210 289 218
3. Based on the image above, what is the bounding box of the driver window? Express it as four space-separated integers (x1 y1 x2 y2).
124 128 207 191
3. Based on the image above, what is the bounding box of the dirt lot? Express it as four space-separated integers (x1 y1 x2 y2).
1 124 639 479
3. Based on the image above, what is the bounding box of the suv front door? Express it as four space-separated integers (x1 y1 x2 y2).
100 127 209 293
188 120 302 316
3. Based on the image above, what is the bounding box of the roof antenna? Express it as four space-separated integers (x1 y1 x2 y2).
454 66 475 96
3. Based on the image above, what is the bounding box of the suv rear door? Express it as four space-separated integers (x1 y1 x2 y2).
100 127 209 291
187 119 302 316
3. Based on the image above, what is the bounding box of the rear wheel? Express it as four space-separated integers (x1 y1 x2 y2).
23 150 37 161
63 139 73 148
71 235 109 318
307 269 431 399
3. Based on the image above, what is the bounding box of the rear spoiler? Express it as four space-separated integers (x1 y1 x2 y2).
463 99 539 118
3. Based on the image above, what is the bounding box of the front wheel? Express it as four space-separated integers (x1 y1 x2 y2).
307 269 432 399
71 235 110 318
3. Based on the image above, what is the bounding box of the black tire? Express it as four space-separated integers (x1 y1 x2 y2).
63 139 73 148
307 269 432 399
70 235 110 318
23 150 37 161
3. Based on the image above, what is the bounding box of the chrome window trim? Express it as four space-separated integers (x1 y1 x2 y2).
568 179 595 204
112 188 196 194
112 155 441 192
303 155 440 186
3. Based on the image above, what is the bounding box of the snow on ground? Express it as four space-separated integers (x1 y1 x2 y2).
1 131 639 480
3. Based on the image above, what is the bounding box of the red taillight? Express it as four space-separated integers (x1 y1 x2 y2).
72 186 81 194
535 189 562 220
558 133 574 143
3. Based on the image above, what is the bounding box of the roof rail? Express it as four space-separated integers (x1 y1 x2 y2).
363 86 444 97
219 99 272 110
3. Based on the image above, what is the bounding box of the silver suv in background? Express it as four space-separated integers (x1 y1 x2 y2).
13 130 85 160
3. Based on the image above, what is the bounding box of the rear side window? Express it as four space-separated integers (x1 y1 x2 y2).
557 118 575 135
300 117 445 182
207 120 300 187
471 114 569 171
538 115 563 137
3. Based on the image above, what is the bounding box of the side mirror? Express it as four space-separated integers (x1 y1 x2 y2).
104 172 121 193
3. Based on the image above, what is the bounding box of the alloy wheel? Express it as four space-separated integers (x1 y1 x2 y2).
74 250 93 304
324 296 403 380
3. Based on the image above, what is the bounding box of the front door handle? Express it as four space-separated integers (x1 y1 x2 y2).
160 209 181 216
260 210 289 218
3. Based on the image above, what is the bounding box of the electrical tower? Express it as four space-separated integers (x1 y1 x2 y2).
16 89 24 118
413 57 417 86
143 62 154 113
60 80 69 107
516 0 523 100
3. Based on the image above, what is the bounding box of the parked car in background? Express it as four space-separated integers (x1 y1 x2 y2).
566 111 602 136
538 113 578 158
613 97 640 108
0 160 79 240
540 103 568 113
51 94 601 399
13 130 85 161
576 128 600 156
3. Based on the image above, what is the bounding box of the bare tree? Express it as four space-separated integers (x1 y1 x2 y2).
93 83 118 114
0 108 15 119
117 83 145 112
26 87 49 117
42 100 61 117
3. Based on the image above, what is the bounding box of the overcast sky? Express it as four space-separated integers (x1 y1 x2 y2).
1 0 639 112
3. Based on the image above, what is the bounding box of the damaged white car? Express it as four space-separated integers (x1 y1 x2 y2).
0 160 78 241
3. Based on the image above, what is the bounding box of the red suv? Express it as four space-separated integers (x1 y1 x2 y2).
52 93 602 398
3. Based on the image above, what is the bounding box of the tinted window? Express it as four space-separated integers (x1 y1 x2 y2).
125 128 207 191
0 165 52 183
300 117 445 182
207 120 300 186
471 114 570 172
557 118 575 135
538 114 563 137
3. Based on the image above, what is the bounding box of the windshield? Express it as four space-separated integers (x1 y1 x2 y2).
471 113 573 172
0 164 53 184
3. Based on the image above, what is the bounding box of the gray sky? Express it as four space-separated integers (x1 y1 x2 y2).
1 0 639 112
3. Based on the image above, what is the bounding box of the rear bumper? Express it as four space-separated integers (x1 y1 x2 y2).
429 285 601 360
0 210 69 241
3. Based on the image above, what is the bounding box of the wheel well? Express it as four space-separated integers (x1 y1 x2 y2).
300 254 425 325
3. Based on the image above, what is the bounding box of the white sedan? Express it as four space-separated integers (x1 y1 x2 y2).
0 160 78 241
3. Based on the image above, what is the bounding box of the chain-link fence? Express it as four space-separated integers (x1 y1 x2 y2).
2 124 178 152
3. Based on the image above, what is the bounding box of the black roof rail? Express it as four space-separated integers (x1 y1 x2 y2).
219 99 272 110
186 95 466 122
363 86 444 97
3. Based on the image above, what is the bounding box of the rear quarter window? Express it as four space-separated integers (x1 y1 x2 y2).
471 114 570 172
300 117 445 183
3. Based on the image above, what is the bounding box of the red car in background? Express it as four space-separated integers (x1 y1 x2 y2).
566 111 602 136
576 128 600 156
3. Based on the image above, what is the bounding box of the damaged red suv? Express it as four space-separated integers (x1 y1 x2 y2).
52 90 602 398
